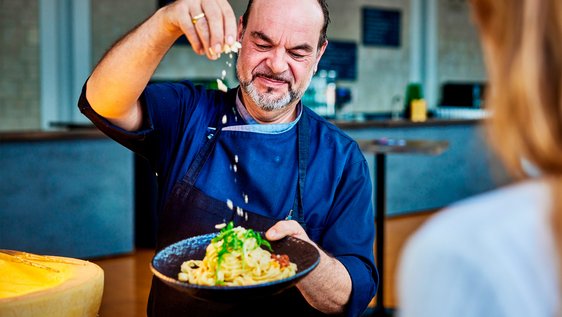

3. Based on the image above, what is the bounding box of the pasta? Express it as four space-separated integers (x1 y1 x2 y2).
178 222 297 286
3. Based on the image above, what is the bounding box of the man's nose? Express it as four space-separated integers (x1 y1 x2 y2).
266 49 289 74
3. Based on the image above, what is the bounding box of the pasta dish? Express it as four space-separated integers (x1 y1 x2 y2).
178 222 297 286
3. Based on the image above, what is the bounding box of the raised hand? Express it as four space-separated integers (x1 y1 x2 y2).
162 0 238 60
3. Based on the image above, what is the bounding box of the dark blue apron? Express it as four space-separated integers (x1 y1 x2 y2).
148 109 327 316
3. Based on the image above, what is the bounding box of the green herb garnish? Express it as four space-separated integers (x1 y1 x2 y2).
211 222 272 285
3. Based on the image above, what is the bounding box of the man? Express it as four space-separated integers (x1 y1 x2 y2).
79 0 377 316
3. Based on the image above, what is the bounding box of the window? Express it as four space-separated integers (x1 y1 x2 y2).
40 0 91 129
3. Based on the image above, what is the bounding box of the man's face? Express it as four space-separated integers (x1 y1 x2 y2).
236 0 327 112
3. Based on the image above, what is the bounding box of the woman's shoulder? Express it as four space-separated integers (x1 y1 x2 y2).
400 179 553 275
414 180 550 245
398 179 558 316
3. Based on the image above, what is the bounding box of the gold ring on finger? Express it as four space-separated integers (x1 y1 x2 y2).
191 13 205 25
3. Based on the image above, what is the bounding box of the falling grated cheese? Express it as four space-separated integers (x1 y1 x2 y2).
217 79 228 92
214 223 227 230
231 41 242 53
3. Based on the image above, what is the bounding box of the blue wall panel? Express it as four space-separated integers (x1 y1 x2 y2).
0 139 134 259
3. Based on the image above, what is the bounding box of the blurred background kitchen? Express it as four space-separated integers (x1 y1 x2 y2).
0 0 512 315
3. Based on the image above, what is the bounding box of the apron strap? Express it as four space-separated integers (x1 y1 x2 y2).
180 118 223 189
288 109 309 230
178 90 236 192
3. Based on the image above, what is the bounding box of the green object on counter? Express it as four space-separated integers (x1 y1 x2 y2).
194 78 229 91
404 83 424 118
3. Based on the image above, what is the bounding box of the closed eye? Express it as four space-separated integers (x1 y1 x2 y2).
290 52 305 59
255 43 272 50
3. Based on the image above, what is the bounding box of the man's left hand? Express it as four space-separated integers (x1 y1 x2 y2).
265 220 351 313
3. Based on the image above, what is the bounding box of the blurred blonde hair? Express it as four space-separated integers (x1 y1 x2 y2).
471 0 562 304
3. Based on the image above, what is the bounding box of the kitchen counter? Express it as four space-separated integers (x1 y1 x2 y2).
0 118 482 141
331 117 482 129
0 129 105 142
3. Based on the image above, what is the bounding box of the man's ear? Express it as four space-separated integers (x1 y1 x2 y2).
314 40 329 70
237 16 245 41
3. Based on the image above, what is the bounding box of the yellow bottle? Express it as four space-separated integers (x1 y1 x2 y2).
410 99 427 122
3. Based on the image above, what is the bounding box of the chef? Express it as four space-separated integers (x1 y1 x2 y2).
78 0 377 315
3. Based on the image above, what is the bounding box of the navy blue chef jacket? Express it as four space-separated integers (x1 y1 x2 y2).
78 81 378 316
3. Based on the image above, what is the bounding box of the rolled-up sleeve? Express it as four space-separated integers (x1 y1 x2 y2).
77 80 207 165
77 82 155 158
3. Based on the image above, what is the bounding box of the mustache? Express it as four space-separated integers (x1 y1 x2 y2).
252 72 293 85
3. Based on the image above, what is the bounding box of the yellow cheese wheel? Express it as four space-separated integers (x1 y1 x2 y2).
0 251 104 317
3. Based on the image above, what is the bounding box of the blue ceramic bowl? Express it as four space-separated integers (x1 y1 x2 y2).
150 232 320 302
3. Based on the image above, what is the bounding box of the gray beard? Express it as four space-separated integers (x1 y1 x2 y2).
241 81 297 112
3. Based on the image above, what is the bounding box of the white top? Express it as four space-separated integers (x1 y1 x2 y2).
398 180 559 317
